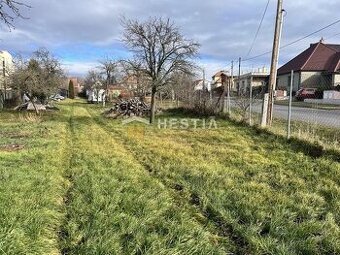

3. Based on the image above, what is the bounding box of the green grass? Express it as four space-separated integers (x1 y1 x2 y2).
0 110 69 254
0 100 339 254
227 106 340 151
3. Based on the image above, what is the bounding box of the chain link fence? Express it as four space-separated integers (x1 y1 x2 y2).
229 71 340 150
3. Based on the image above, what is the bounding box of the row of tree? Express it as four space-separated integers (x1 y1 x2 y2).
8 49 65 113
1 2 203 121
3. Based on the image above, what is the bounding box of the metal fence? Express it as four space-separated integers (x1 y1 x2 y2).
229 71 340 150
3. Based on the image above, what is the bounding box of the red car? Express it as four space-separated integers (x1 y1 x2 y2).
295 88 317 101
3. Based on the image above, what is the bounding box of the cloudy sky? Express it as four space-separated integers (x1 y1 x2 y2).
0 0 339 78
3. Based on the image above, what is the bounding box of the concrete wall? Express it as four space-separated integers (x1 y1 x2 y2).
236 74 267 93
277 72 300 92
278 71 335 91
333 74 340 86
300 71 331 89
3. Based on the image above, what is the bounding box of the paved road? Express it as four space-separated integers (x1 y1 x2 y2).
229 99 340 128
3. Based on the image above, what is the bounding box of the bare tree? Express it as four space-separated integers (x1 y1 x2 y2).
119 59 150 99
84 69 104 104
11 48 65 114
0 0 31 29
168 71 196 107
121 17 200 123
84 70 103 90
233 90 260 123
98 58 117 107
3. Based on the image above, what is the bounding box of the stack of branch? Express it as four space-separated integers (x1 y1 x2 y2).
103 98 150 119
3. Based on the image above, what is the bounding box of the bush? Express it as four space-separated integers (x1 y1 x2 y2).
69 80 75 99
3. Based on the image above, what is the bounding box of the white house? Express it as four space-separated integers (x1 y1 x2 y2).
87 88 106 103
0 50 15 101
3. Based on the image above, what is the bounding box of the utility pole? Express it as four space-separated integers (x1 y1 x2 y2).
228 60 234 115
202 68 206 110
249 76 253 125
203 68 206 91
238 57 241 95
266 0 284 126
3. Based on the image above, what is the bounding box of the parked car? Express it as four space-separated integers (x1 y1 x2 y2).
295 88 317 101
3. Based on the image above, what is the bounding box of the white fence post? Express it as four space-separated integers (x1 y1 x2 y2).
287 70 294 138
261 93 269 127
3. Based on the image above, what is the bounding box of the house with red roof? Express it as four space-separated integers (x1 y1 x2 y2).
108 83 132 100
277 40 340 92
212 70 230 89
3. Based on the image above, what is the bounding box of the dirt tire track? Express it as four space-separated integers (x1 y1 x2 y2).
87 108 250 254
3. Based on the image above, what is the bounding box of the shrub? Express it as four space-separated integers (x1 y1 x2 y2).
69 80 75 99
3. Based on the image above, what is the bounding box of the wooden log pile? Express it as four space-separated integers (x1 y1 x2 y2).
103 98 150 118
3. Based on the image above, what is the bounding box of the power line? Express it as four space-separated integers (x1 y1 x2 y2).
280 18 340 49
246 0 271 57
326 31 340 40
243 18 340 62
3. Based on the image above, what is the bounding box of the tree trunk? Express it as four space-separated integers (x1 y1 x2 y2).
159 91 162 106
102 91 106 107
150 87 157 124
28 95 39 115
103 82 109 108
0 90 4 109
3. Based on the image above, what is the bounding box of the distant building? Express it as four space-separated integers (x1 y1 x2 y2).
277 40 340 92
235 67 269 94
0 50 15 100
211 70 234 97
87 81 105 103
67 77 82 93
211 70 231 90
193 79 211 91
108 84 131 100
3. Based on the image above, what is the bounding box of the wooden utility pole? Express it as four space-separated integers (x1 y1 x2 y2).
231 61 234 86
202 68 207 111
238 57 241 95
266 0 284 126
227 61 234 114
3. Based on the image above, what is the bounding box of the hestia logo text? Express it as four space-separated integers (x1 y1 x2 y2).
157 118 218 130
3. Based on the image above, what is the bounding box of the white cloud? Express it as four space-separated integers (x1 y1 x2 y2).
62 61 98 77
0 0 338 77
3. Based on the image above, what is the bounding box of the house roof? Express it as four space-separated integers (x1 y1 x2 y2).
212 70 229 79
278 42 340 75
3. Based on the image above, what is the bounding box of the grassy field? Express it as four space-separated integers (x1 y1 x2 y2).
226 107 340 151
0 99 339 254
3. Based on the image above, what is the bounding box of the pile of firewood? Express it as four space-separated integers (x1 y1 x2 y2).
103 98 150 118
